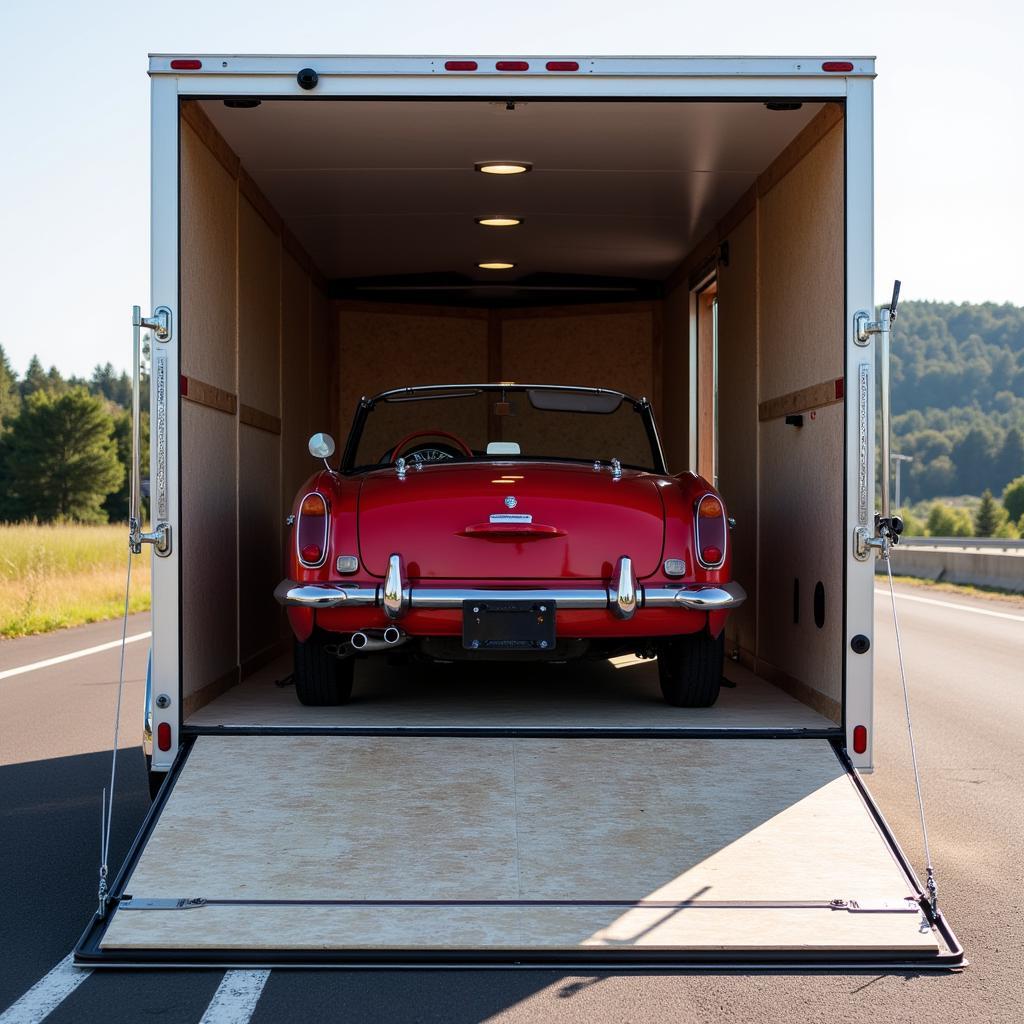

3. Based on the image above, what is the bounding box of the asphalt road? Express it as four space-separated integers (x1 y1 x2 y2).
1 584 1021 1024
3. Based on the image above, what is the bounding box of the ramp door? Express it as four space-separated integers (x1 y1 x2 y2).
80 735 957 966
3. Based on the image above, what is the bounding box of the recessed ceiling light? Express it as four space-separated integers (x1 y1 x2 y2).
478 261 516 270
476 216 523 227
475 161 532 175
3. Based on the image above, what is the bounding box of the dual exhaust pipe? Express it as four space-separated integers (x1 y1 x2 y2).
350 626 408 652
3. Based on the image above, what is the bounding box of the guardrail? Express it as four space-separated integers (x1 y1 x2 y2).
899 536 1024 552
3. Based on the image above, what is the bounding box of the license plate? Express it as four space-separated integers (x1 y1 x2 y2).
462 600 556 651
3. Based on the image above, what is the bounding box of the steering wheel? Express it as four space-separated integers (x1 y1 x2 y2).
388 429 474 464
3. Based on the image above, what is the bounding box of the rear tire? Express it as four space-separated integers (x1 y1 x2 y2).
294 635 354 706
658 629 724 707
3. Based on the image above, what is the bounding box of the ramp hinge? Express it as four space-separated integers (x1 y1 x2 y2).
829 897 920 913
119 896 207 910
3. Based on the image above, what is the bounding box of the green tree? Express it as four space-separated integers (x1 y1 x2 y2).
926 503 958 537
19 355 48 399
1 387 123 523
899 509 925 536
974 489 1003 537
102 408 148 523
996 427 1024 491
1003 475 1024 524
0 345 20 427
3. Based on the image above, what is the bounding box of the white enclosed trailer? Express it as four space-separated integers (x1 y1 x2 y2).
76 53 962 967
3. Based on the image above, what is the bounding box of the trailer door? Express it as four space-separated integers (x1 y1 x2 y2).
77 734 959 967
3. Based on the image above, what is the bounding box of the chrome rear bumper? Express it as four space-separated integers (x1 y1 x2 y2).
275 578 746 615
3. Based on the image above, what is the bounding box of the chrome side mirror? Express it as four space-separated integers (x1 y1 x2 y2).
308 432 336 459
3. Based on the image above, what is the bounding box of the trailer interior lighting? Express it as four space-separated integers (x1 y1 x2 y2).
475 161 532 175
478 261 516 270
476 216 522 227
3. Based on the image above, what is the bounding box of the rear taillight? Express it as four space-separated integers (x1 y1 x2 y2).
297 492 328 567
852 725 868 754
157 722 172 751
695 494 727 569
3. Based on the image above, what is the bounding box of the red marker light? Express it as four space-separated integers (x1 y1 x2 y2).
852 725 868 754
170 59 202 70
301 544 322 563
546 61 579 72
495 61 529 71
444 60 478 71
157 722 172 751
701 546 723 565
822 61 854 73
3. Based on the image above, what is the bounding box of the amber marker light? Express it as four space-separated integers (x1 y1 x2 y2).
478 261 516 270
476 216 522 227
474 161 532 175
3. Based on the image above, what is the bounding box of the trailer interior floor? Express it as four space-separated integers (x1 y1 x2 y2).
186 655 836 733
94 735 943 962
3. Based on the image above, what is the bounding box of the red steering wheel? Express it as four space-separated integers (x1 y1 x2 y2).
389 429 474 462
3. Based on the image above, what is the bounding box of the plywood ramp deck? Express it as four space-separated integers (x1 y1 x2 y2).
101 736 938 955
186 656 836 732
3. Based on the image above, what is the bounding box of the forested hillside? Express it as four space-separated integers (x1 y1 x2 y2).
891 300 1024 502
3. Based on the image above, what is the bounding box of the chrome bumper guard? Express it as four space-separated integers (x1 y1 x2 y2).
275 577 746 616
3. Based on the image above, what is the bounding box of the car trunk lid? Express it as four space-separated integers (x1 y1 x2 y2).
358 462 665 580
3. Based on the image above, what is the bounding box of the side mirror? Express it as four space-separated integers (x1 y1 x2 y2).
308 432 336 459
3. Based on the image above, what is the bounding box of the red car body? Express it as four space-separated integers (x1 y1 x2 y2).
275 384 745 706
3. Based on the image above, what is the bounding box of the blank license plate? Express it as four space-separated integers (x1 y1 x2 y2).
462 600 556 651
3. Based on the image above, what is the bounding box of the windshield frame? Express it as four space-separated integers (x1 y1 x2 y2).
339 383 668 475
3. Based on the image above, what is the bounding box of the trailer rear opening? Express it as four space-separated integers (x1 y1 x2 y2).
74 56 962 968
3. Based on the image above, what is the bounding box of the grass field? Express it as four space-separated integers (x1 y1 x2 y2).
0 523 151 638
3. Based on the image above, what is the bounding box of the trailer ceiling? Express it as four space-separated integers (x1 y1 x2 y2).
199 99 824 285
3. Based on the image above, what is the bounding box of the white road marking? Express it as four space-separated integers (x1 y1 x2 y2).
0 632 151 682
0 954 90 1024
876 589 1024 623
199 971 271 1024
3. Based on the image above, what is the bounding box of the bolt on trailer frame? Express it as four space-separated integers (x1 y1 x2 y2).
140 53 879 774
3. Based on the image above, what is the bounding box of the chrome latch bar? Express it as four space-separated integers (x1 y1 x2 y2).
129 305 172 557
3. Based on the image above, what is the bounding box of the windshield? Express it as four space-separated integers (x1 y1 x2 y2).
345 387 661 473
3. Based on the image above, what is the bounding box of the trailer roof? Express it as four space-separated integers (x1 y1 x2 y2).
149 54 876 77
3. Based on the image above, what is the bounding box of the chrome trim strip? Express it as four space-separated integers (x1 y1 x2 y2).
643 581 747 610
274 580 378 607
410 588 611 609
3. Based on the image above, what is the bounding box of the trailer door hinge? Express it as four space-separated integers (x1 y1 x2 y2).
119 896 207 910
830 897 920 913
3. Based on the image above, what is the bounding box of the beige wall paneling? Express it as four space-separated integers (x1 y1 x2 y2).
659 284 691 473
280 252 312 519
755 121 844 716
238 196 283 670
308 283 333 438
179 121 240 703
501 308 655 468
336 308 489 455
714 212 759 660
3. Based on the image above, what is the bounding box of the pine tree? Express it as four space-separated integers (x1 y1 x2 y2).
996 428 1024 492
1 387 123 523
19 355 48 399
0 345 20 427
974 489 1000 537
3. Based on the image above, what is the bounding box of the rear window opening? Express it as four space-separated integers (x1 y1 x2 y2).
178 94 847 731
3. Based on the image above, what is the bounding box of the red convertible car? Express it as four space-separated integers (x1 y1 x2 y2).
275 384 745 708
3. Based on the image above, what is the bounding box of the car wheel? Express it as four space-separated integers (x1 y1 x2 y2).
294 635 354 706
657 629 724 707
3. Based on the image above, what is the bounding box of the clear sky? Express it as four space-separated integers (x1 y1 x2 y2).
1 0 1021 378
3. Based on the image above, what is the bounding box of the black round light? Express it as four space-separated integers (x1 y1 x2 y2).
297 68 319 91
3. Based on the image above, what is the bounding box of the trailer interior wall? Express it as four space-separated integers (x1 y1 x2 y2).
176 97 844 724
661 103 846 720
179 105 333 715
